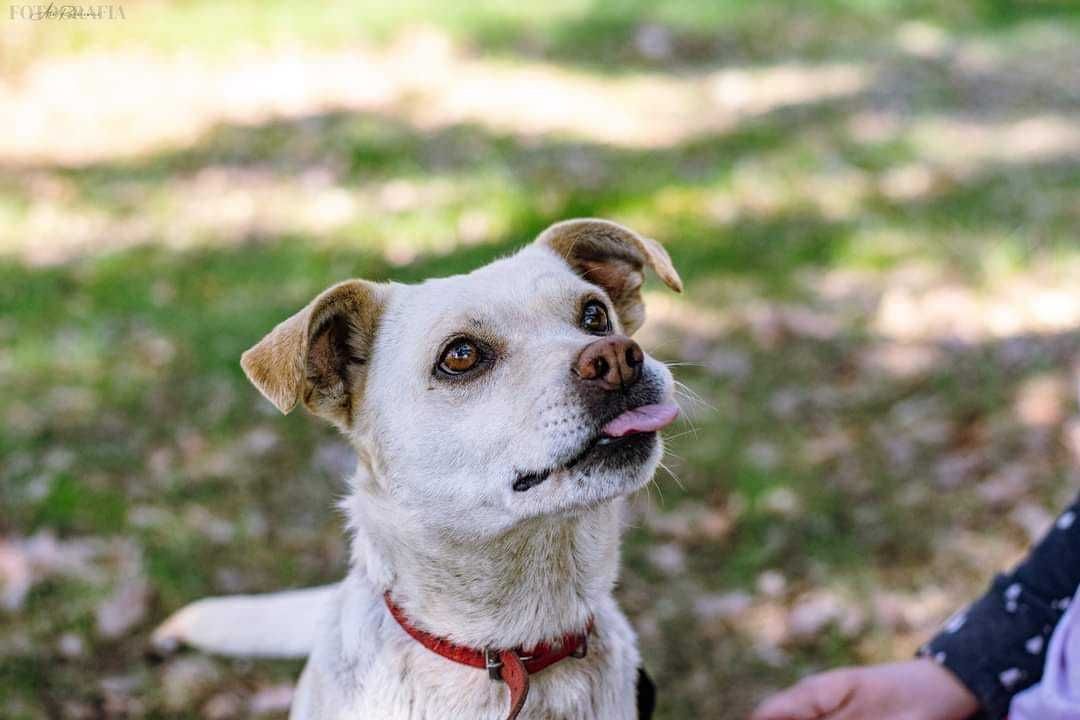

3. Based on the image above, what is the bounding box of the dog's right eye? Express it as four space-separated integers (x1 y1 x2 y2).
438 339 482 375
580 300 611 335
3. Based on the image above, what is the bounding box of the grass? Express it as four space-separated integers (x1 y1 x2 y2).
5 0 1078 72
2 0 1080 717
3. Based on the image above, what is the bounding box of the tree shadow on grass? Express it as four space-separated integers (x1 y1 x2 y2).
455 0 1079 74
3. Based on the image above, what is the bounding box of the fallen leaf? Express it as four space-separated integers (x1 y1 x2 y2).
203 691 245 720
1015 373 1069 427
162 657 222 711
756 570 788 598
977 464 1033 507
97 578 150 639
693 591 753 622
1010 502 1055 544
647 543 686 575
249 683 295 715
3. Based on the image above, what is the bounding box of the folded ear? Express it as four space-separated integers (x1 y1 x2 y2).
240 280 387 427
535 218 682 335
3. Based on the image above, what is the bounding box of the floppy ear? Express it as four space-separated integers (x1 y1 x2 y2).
535 218 682 334
240 280 387 427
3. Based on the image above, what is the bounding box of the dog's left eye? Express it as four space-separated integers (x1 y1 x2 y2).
580 300 611 334
438 339 482 375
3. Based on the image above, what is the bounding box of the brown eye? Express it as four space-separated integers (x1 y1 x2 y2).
439 339 481 374
580 300 611 334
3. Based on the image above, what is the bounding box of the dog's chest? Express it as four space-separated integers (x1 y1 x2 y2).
349 656 638 720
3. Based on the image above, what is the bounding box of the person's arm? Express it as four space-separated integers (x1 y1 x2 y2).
752 495 1080 720
916 495 1080 720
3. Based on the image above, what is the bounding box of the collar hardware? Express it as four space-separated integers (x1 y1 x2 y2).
485 648 504 680
570 634 588 659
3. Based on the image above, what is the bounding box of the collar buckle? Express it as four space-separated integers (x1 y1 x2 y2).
570 633 588 659
485 648 504 680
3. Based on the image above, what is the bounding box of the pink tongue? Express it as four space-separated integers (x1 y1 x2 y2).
601 402 680 438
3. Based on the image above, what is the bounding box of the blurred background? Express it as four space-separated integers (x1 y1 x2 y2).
2 1 1079 718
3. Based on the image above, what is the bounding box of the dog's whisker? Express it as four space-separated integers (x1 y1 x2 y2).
670 396 700 438
673 387 708 407
673 380 716 412
656 459 685 490
672 385 709 411
672 396 711 430
672 391 708 421
664 408 701 438
648 475 666 505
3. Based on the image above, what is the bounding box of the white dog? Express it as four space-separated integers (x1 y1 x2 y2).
153 219 683 720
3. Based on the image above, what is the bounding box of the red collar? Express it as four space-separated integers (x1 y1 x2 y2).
384 592 592 720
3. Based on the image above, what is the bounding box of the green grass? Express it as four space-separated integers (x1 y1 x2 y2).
6 0 1079 72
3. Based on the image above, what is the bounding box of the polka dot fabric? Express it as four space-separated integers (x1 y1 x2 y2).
918 495 1080 720
1009 585 1080 720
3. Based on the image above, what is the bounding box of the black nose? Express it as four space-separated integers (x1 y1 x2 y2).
574 336 644 391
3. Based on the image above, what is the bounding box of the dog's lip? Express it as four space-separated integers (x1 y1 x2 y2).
511 434 625 492
512 402 679 492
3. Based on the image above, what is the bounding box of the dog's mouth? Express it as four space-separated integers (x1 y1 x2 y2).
512 402 679 492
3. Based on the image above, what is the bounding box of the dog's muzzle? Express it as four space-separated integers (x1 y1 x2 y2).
511 339 679 492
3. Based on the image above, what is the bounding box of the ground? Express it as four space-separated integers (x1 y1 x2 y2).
1 1 1079 718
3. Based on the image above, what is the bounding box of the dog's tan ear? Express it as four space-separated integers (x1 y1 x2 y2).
240 280 386 426
536 218 682 334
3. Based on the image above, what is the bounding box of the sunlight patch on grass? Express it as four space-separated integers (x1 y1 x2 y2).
0 37 875 166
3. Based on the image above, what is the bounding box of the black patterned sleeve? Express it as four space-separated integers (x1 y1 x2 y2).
917 496 1080 720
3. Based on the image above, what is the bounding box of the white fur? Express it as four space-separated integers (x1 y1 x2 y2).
154 239 677 719
152 585 337 658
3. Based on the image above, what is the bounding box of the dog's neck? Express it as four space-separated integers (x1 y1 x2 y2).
344 469 625 650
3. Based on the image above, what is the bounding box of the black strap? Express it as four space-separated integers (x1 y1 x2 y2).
636 667 656 720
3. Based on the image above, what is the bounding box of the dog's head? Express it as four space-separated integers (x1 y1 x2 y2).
241 219 682 534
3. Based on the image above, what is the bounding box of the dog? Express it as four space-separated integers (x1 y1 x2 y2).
152 219 683 719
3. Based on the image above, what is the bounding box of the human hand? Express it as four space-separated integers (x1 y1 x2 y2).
750 659 980 720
